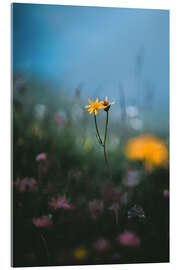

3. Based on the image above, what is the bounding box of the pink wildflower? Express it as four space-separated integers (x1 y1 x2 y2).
56 116 63 125
36 153 47 161
14 177 37 193
92 238 110 252
89 200 104 220
49 196 72 210
117 231 140 247
163 190 169 198
33 215 53 228
13 178 21 188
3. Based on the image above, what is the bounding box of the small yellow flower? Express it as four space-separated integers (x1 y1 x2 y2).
125 134 168 171
73 247 88 260
102 96 115 111
85 98 105 115
17 137 24 146
83 138 93 151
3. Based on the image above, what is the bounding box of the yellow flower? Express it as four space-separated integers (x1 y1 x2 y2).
73 247 88 260
17 137 24 146
102 96 115 111
85 98 105 115
125 134 168 171
83 138 93 151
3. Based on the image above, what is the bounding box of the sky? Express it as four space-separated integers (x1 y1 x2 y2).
12 3 169 119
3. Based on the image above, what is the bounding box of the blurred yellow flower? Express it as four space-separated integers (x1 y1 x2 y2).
73 247 88 260
17 137 24 146
85 98 105 115
83 138 93 151
125 134 168 171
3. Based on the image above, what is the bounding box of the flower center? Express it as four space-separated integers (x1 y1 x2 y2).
103 100 110 106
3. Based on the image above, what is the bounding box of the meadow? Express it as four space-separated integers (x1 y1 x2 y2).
12 74 169 267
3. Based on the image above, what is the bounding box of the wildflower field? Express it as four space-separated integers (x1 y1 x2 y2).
12 75 169 267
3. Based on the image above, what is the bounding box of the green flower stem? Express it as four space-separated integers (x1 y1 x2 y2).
94 114 103 146
103 111 109 167
40 231 50 264
93 111 109 168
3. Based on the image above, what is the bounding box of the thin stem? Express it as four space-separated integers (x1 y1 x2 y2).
94 114 103 146
103 111 109 166
115 210 118 225
40 232 50 264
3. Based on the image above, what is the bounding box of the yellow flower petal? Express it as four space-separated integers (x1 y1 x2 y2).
125 134 168 171
85 98 105 116
88 99 93 105
73 248 88 260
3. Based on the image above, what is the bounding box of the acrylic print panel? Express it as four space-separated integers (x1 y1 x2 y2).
12 3 169 267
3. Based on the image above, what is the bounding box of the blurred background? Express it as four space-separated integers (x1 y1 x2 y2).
12 3 169 267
